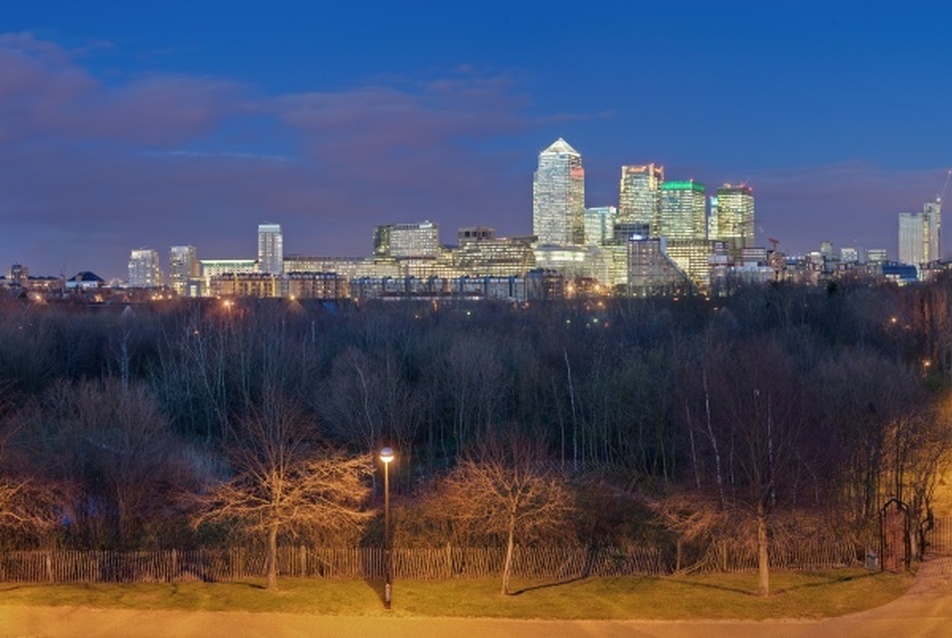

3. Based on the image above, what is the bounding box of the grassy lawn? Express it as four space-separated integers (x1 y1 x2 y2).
0 569 913 621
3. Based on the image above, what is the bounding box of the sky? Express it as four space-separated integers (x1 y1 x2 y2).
2 2 951 280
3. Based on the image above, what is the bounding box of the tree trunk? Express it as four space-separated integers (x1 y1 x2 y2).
757 501 770 597
266 523 279 590
502 516 516 595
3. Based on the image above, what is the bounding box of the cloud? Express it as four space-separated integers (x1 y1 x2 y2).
0 33 538 278
0 32 244 146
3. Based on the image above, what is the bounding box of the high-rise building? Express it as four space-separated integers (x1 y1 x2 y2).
168 245 198 296
533 138 585 246
659 180 707 240
128 249 162 288
583 206 617 247
258 223 284 274
709 184 755 253
618 164 664 232
899 200 941 267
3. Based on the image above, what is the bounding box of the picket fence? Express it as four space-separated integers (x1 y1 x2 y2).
0 542 861 584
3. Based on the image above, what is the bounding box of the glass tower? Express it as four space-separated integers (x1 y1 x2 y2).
257 223 284 275
533 138 585 246
899 200 941 267
710 184 755 253
618 164 664 233
659 180 707 240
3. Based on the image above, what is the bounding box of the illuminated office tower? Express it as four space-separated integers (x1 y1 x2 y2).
258 223 284 274
899 200 941 266
533 138 585 245
128 248 162 288
583 206 617 246
373 221 441 258
709 184 755 252
168 245 198 296
618 164 664 232
659 180 707 240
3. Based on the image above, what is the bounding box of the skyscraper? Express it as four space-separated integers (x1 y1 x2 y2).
899 200 941 267
169 245 199 296
659 180 706 240
618 164 664 232
128 249 162 288
709 184 755 253
258 223 283 275
532 138 585 246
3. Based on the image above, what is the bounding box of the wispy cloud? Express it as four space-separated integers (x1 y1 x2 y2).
0 33 539 277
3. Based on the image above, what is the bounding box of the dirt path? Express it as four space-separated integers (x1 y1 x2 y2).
3 557 952 638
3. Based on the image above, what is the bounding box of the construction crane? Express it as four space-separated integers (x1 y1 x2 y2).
938 169 952 204
768 237 780 252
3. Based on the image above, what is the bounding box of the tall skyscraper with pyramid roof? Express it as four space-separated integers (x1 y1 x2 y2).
532 138 585 245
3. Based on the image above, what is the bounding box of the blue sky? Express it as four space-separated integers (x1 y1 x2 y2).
2 2 950 279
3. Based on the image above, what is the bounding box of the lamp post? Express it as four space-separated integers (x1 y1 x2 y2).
379 447 394 610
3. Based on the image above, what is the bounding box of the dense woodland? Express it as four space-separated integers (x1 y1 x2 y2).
1 279 952 589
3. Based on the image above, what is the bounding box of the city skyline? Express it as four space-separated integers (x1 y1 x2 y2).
2 3 950 279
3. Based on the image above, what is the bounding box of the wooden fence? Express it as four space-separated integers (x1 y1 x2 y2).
0 542 860 584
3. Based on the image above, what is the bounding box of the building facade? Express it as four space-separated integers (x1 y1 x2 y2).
258 223 284 274
533 138 585 246
659 180 707 241
168 245 199 296
899 201 941 268
709 184 755 254
583 206 617 247
373 221 441 259
128 249 162 288
618 164 664 231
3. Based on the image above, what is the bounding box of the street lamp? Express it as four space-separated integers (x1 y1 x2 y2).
379 446 394 610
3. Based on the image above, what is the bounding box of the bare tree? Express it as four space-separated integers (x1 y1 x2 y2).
192 395 373 590
14 379 193 549
0 477 61 544
440 432 573 595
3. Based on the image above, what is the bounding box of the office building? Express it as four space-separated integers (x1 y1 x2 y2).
373 221 441 259
709 184 755 253
618 164 664 231
453 228 536 277
627 237 691 297
898 201 941 267
533 138 585 246
128 249 162 288
258 223 284 274
583 206 617 247
168 245 199 296
659 180 707 241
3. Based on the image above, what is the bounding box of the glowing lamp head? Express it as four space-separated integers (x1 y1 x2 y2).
379 447 395 464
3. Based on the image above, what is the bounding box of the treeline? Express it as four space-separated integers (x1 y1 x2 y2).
0 280 950 567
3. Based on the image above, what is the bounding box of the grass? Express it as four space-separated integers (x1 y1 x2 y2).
0 569 913 621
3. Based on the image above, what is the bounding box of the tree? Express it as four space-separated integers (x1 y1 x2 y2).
0 387 62 547
440 433 573 595
14 379 193 549
192 395 373 590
